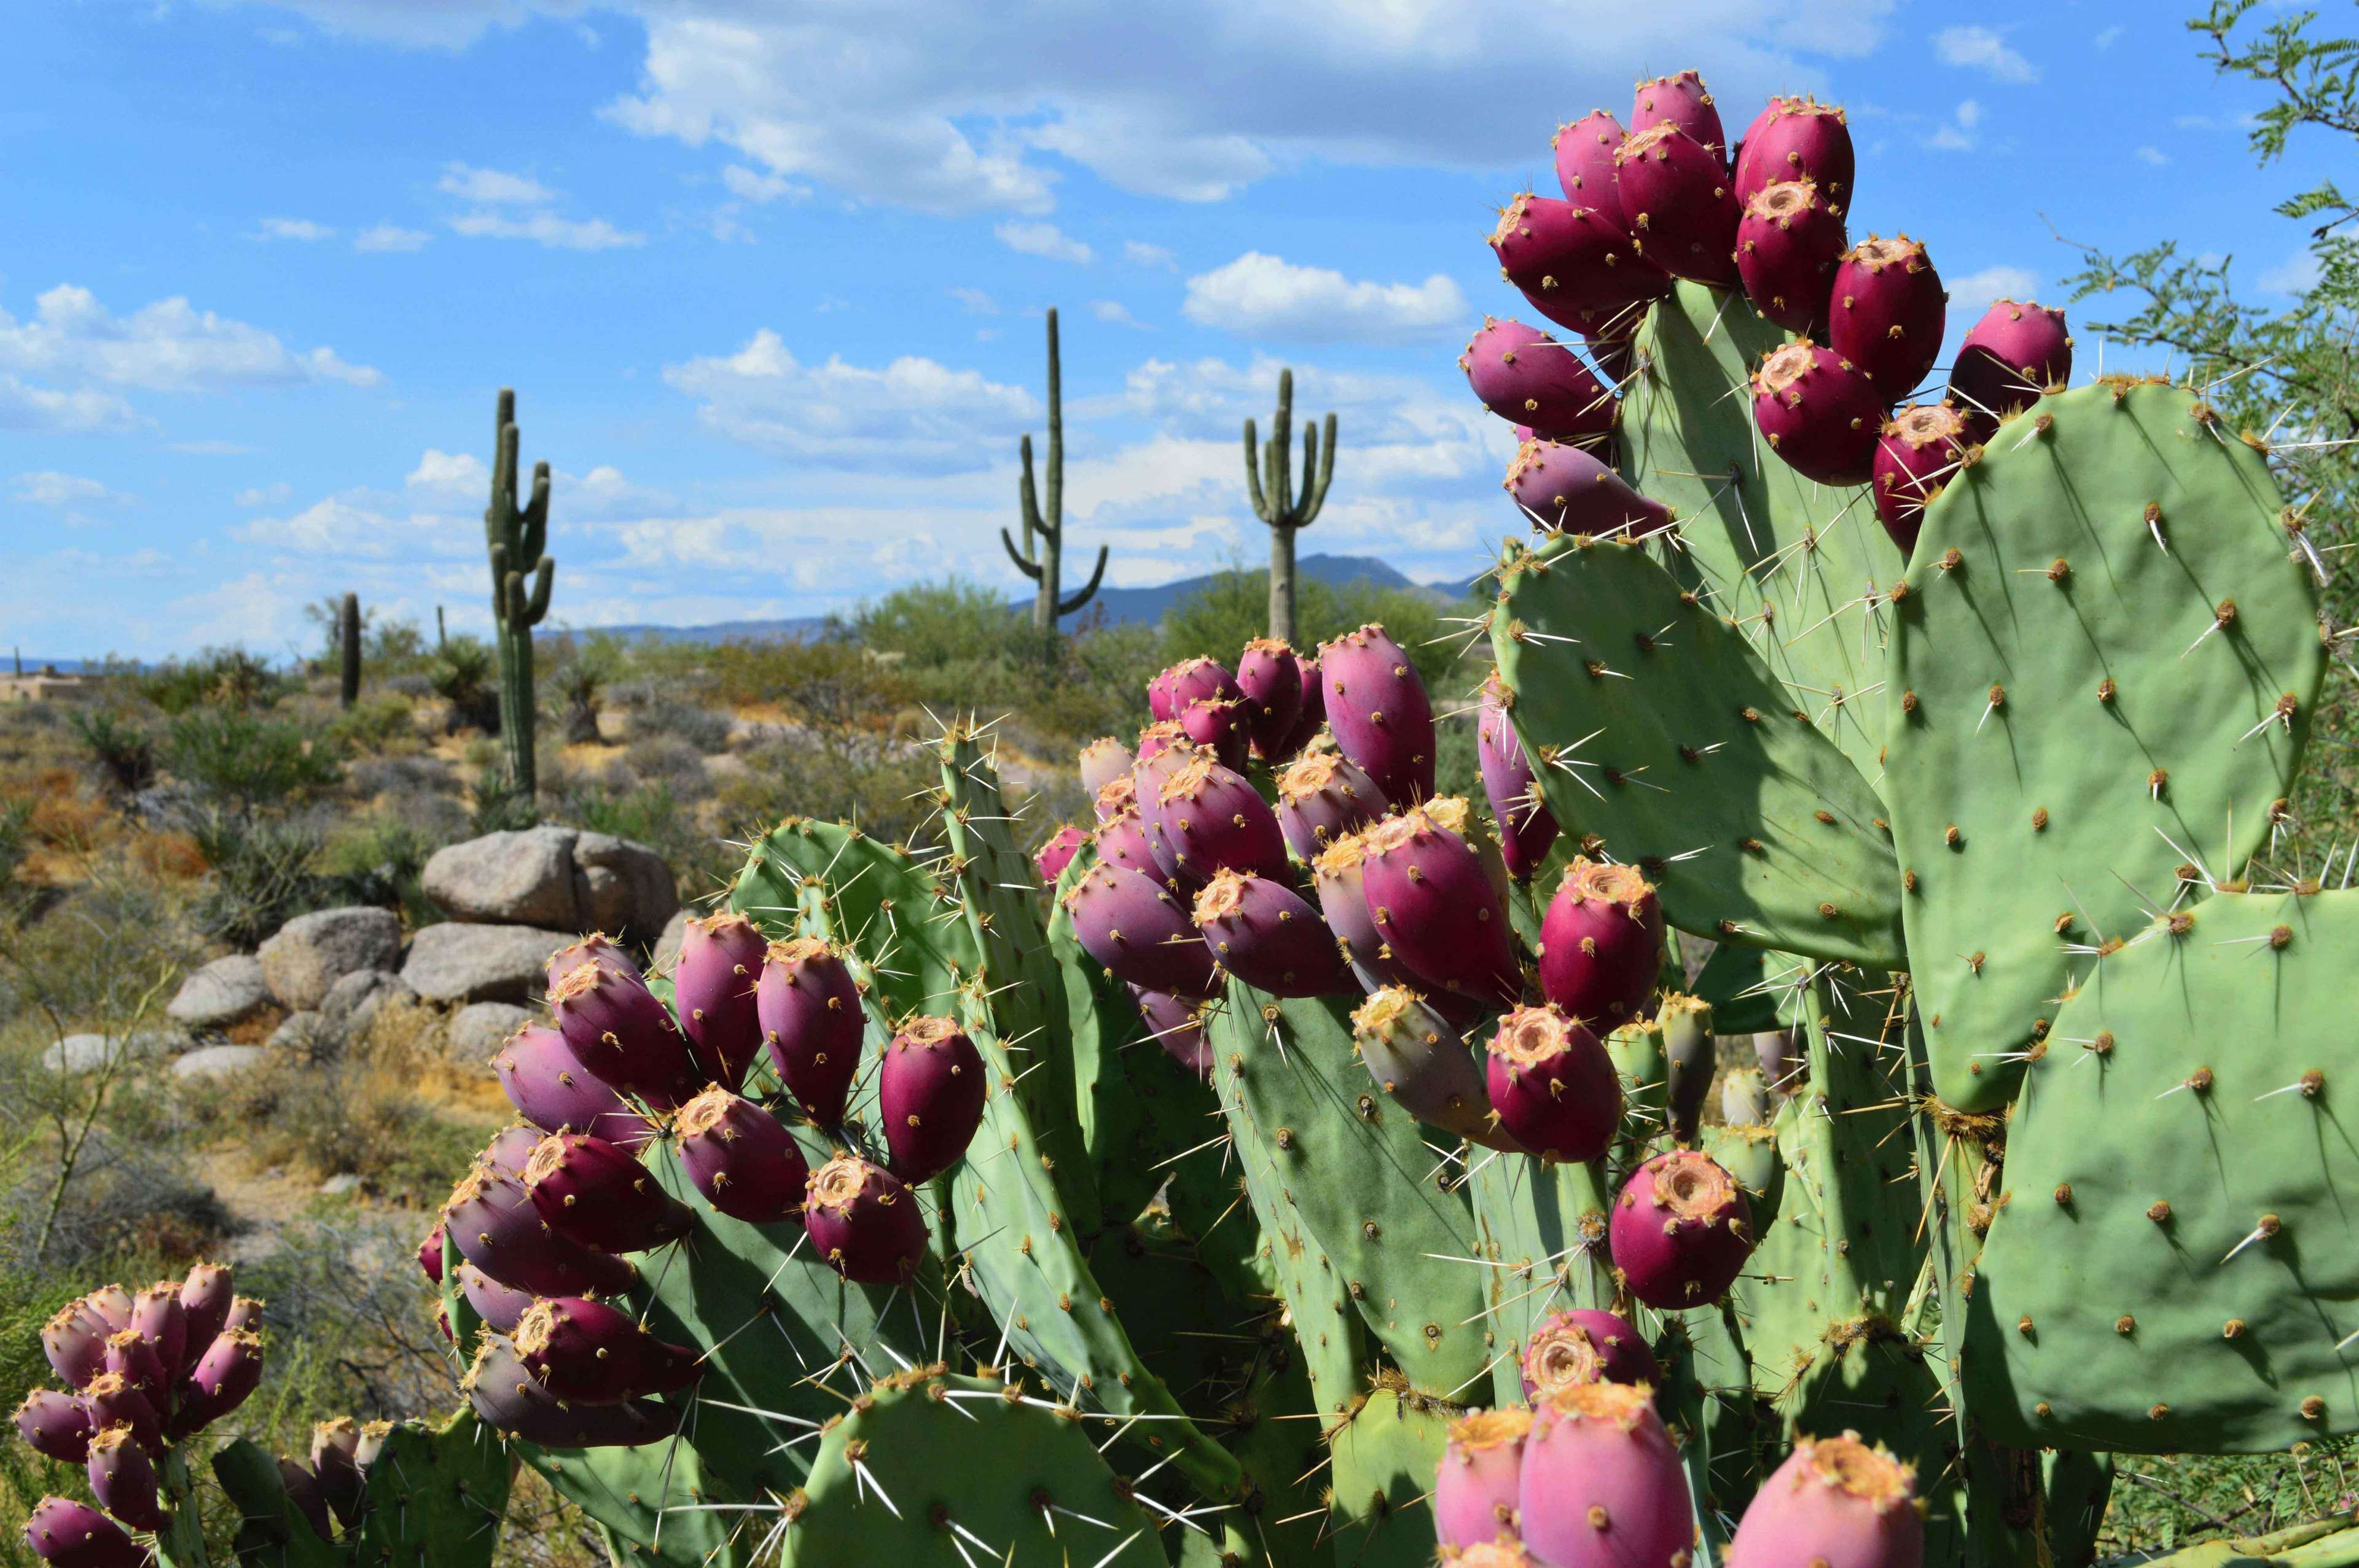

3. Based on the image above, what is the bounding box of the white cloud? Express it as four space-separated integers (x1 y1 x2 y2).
1927 99 1980 151
354 224 432 252
0 284 380 395
447 211 646 249
0 376 137 434
2094 25 2123 49
2261 251 2325 297
438 162 558 205
721 164 805 203
995 221 1093 264
407 448 491 496
236 482 293 507
1181 252 1467 345
1948 265 2042 316
662 328 1037 468
1124 241 1176 268
950 287 999 314
12 471 128 508
2136 146 2169 166
1935 25 2038 84
258 217 335 242
1090 300 1148 328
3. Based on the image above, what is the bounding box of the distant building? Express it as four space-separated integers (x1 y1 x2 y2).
1 665 96 703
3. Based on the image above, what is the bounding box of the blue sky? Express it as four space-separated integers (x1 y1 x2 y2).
1 0 2338 661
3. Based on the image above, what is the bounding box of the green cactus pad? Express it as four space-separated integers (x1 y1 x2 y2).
1325 1386 1458 1568
1494 535 1904 965
1467 1153 1618 1406
216 1411 514 1568
1963 889 2359 1452
1883 381 2323 1111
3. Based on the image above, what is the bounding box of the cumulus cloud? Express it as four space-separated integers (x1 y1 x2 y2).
995 221 1093 263
721 164 805 203
1124 240 1176 268
1947 265 2042 316
1935 25 2038 84
0 285 379 401
354 223 432 252
438 162 558 204
257 217 335 241
0 376 138 434
12 471 128 508
447 211 646 249
1927 99 1981 152
1181 252 1467 344
1090 300 1148 328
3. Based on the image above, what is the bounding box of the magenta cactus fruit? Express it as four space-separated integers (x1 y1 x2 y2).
802 1153 927 1284
1078 736 1132 800
1736 180 1847 337
1359 809 1522 1006
1871 403 1974 553
14 1391 93 1464
1035 824 1086 887
1312 834 1417 992
1617 123 1742 286
222 1298 262 1336
755 937 866 1125
40 1303 108 1392
464 1334 681 1449
1320 623 1436 807
495 1025 656 1148
1750 340 1884 486
515 1295 702 1403
82 1289 131 1334
1133 718 1189 766
311 1419 364 1527
1455 1545 1538 1568
1503 439 1670 538
1632 69 1725 154
1090 805 1163 886
1553 108 1633 227
441 1166 638 1299
1486 1005 1622 1161
177 1328 265 1431
1520 1308 1663 1402
457 1260 537 1335
1477 673 1559 880
1093 772 1136 822
1132 987 1213 1077
1273 656 1325 760
23 1497 141 1567
1165 655 1243 715
1063 862 1221 997
127 1285 185 1378
525 1131 695 1254
100 1333 168 1413
1460 316 1618 449
1235 638 1303 757
1735 95 1854 209
179 1262 233 1352
1611 1150 1756 1308
1434 1406 1532 1551
1830 235 1946 400
1729 1431 1925 1568
1276 749 1388 862
1949 298 2072 426
1193 870 1352 997
1538 859 1664 1031
1131 735 1207 888
547 961 695 1109
1177 696 1250 771
1517 1381 1695 1568
80 1373 160 1456
546 931 640 989
277 1456 334 1541
84 1424 165 1532
1489 195 1665 337
1350 987 1500 1146
673 911 767 1091
1155 752 1289 882
673 1085 810 1223
879 1016 988 1184
480 1121 542 1182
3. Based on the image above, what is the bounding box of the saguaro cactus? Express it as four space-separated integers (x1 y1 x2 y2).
1244 368 1336 642
337 591 361 709
483 388 553 797
1001 308 1108 645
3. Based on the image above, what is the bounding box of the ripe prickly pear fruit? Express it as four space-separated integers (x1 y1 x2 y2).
1504 439 1670 539
457 1261 536 1335
525 1132 695 1254
1063 862 1221 997
1361 808 1522 1005
1611 1150 1755 1309
1618 123 1742 286
1456 1543 1539 1567
1521 1308 1662 1402
1351 988 1501 1147
1518 1381 1694 1568
547 962 695 1109
14 1390 93 1464
40 1303 108 1392
1735 95 1853 209
1461 318 1617 449
1487 1005 1621 1161
1554 109 1633 228
278 1457 334 1541
515 1296 702 1403
178 1328 264 1432
1751 340 1884 486
546 932 640 989
1277 750 1387 863
1131 738 1206 889
755 938 866 1125
464 1334 681 1449
1165 657 1243 718
85 1424 165 1531
1830 236 1946 400
1872 402 1974 553
1320 623 1436 808
673 1085 810 1223
1657 994 1715 1145
1736 180 1847 337
1132 987 1213 1077
480 1121 542 1182
1435 1406 1532 1551
440 1168 638 1299
1194 870 1352 998
1721 1066 1774 1126
1633 69 1726 154
81 1373 160 1454
1078 736 1132 799
1489 196 1667 337
311 1418 365 1527
222 1297 263 1335
1274 655 1325 759
101 1332 168 1413
1311 833 1416 993
1538 859 1664 1031
1949 298 2071 427
802 1153 927 1284
1090 805 1163 886
880 1016 988 1184
23 1496 141 1567
1035 824 1085 887
673 911 768 1092
82 1289 132 1334
1729 1430 1924 1568
495 1025 657 1149
1093 773 1136 822
1178 696 1250 770
1235 638 1303 759
1477 672 1559 880
179 1262 233 1352
1152 754 1289 883
127 1284 186 1379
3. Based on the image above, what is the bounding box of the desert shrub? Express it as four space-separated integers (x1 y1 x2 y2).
164 709 341 811
619 735 711 795
431 636 501 733
137 647 284 714
711 735 941 851
851 578 1023 668
470 769 539 833
319 816 443 926
615 696 731 754
184 809 332 946
0 802 29 895
66 709 155 795
709 636 913 724
319 692 417 755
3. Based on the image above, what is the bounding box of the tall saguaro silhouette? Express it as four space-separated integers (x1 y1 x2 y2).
1002 309 1108 645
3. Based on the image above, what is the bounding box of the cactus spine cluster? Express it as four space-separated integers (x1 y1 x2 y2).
1001 308 1108 644
1244 367 1337 641
483 387 553 798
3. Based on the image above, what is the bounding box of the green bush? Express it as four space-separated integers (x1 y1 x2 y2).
851 578 1025 668
319 815 442 927
431 636 501 734
165 709 342 811
66 709 156 795
186 809 331 946
319 692 416 756
136 647 285 714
